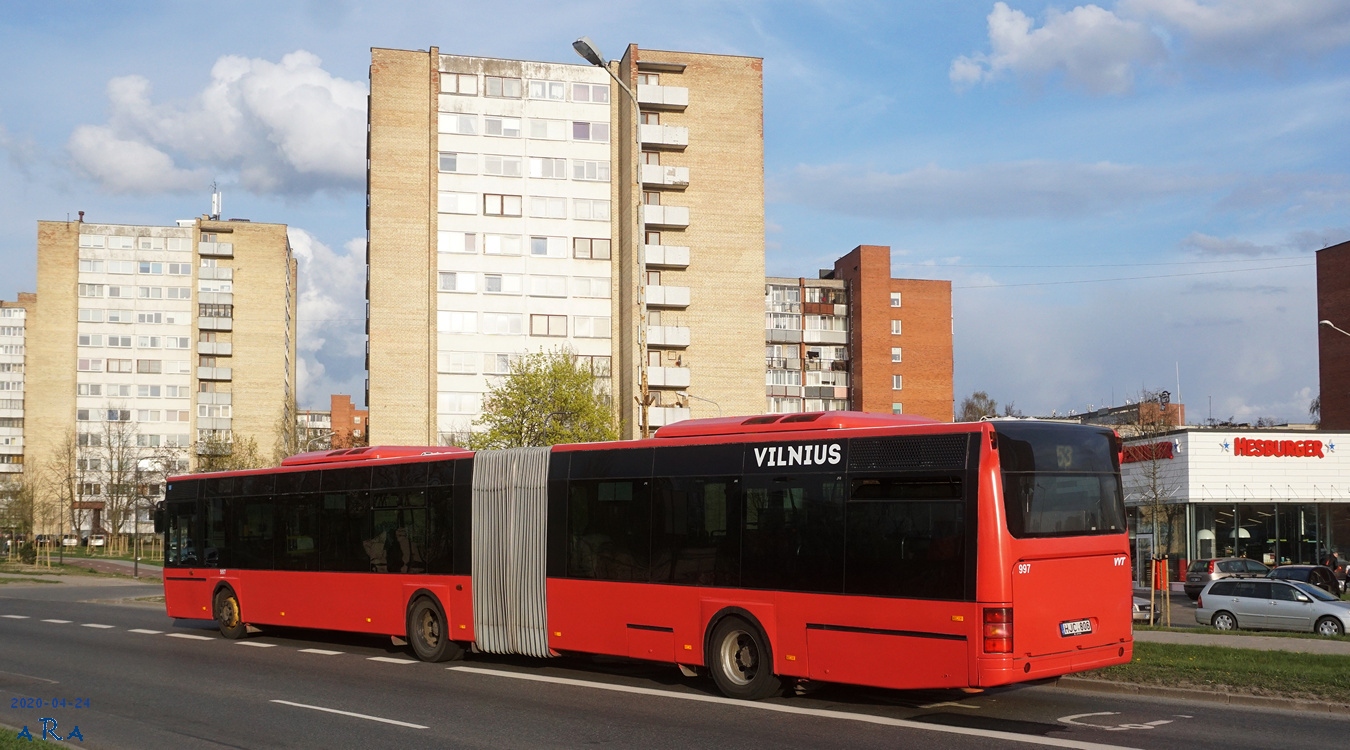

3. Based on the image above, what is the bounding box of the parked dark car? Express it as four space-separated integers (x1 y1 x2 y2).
1269 565 1341 596
1184 557 1270 600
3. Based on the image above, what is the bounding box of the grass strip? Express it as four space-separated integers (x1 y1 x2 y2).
0 577 59 585
1136 624 1350 642
1088 641 1350 702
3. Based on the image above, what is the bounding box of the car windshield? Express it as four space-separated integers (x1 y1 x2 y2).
1291 581 1339 602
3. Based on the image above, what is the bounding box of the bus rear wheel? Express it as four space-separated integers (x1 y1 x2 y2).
407 597 464 663
708 616 781 700
214 588 247 640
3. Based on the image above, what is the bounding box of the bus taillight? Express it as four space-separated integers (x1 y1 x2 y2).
983 607 1013 653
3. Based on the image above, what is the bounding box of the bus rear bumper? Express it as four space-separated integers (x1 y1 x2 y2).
976 640 1133 687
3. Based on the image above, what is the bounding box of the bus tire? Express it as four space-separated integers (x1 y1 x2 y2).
214 587 247 640
707 615 781 700
407 596 463 663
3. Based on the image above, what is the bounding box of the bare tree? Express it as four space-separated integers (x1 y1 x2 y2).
956 391 1000 422
194 433 268 473
1123 389 1183 582
0 477 35 562
43 431 94 548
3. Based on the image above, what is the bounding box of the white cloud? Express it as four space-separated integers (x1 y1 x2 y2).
68 50 366 196
774 160 1214 220
289 228 366 409
1122 0 1350 66
951 2 1165 95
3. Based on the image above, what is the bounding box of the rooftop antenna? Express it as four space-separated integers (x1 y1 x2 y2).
210 181 222 221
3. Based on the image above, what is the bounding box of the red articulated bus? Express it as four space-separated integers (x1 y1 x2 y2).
160 412 1131 699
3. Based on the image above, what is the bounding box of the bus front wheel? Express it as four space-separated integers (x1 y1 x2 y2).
407 597 464 663
708 616 781 700
214 588 247 640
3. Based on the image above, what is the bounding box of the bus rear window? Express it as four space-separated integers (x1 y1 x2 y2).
994 422 1125 539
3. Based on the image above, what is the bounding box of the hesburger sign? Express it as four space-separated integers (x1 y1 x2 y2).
1233 437 1326 459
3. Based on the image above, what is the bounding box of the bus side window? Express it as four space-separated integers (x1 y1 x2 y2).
278 494 320 571
845 476 967 600
165 502 198 567
318 490 371 572
567 479 651 582
227 496 275 570
741 475 845 593
651 477 740 586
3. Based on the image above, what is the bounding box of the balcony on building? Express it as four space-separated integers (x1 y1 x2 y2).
197 391 231 406
803 329 848 345
198 317 233 331
198 266 234 280
648 405 691 427
198 241 233 258
648 325 691 348
640 164 690 189
766 328 803 344
805 357 849 371
198 292 234 305
639 123 689 150
197 366 233 381
647 366 691 389
197 416 233 430
646 284 690 308
766 385 803 398
644 244 690 269
806 386 849 399
643 204 689 229
197 341 233 356
765 356 802 370
637 84 689 111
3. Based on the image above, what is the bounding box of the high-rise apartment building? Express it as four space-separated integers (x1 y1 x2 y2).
24 217 296 534
296 394 369 451
1318 239 1350 430
765 245 954 422
0 294 31 479
366 45 765 444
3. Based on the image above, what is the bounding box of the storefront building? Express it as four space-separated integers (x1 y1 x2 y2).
1123 428 1350 581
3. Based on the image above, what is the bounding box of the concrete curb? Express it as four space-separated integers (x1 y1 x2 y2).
1055 676 1350 715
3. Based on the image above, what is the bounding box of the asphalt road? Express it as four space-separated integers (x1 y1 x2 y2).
0 578 1344 750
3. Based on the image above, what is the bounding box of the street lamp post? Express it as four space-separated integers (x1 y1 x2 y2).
573 36 651 438
1321 320 1350 338
677 390 721 417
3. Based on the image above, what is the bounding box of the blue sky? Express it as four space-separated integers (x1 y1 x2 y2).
2 1 1347 421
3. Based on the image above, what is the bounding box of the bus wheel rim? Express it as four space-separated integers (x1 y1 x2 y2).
720 629 756 686
219 596 239 628
418 608 440 646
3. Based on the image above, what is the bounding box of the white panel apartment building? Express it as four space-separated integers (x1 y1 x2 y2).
0 296 28 478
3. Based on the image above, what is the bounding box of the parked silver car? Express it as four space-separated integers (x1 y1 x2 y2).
1195 578 1350 636
1184 557 1269 600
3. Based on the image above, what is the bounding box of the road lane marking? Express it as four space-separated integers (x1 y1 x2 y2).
269 699 427 729
1058 713 1178 732
2 615 30 619
368 657 417 664
448 666 1140 750
299 648 344 655
81 623 115 629
166 633 215 641
919 700 979 709
236 641 276 648
129 629 163 634
41 619 72 624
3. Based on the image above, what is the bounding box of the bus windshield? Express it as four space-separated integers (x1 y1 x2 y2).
994 422 1125 539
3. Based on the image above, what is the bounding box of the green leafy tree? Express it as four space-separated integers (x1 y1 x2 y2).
469 348 617 449
194 434 269 473
957 391 999 422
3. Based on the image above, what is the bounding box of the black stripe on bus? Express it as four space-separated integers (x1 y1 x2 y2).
806 623 966 641
626 623 675 633
166 577 208 582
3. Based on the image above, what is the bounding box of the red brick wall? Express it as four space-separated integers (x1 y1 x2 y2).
330 394 369 448
1318 241 1350 429
833 246 953 422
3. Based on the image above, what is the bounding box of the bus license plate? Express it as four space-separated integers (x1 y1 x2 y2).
1060 619 1092 637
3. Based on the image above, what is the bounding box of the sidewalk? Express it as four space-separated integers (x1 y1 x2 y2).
1133 628 1350 656
52 556 163 579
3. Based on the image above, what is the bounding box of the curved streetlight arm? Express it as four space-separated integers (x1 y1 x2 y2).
1320 320 1350 338
677 391 722 417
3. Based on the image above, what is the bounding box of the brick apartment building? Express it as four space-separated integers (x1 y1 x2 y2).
765 245 953 422
298 394 369 450
366 45 765 444
1318 239 1350 430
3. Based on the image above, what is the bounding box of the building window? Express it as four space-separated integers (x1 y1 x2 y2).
640 112 659 125
440 191 477 215
573 199 610 221
78 308 103 322
571 121 609 142
572 160 610 181
438 352 477 374
78 284 104 298
107 335 132 348
77 334 103 347
891 347 902 363
77 358 103 372
647 270 661 285
483 273 523 294
484 353 515 375
527 79 565 100
436 311 477 334
637 73 660 85
484 116 522 137
439 113 477 135
481 313 523 335
573 238 611 260
137 359 162 374
643 191 661 205
437 392 480 414
483 155 522 177
530 314 567 337
484 194 523 216
528 196 567 219
483 235 521 255
573 316 610 338
529 236 567 258
199 304 233 318
528 275 567 298
892 403 903 415
78 259 104 273
77 384 102 396
107 309 133 323
168 262 191 275
138 385 162 397
109 260 136 274
891 319 902 335
106 409 132 422
527 119 567 141
138 261 164 275
438 272 477 293
645 231 661 245
484 76 522 98
439 152 478 174
438 231 478 254
440 72 477 95
571 82 609 103
641 151 660 165
573 277 610 299
892 375 903 390
528 157 567 179
890 292 902 308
